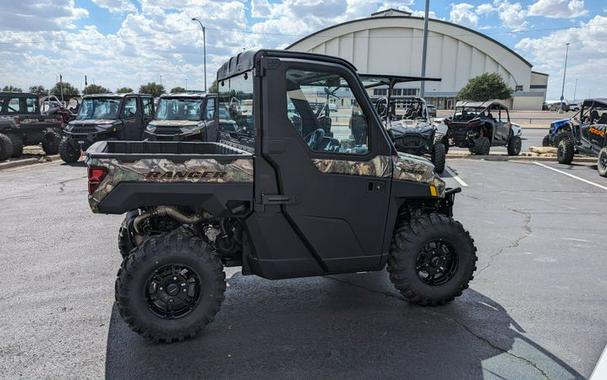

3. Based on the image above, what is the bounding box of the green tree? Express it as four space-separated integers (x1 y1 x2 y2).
457 73 513 101
29 85 47 96
170 86 187 93
116 87 133 94
50 82 80 97
139 82 165 97
208 80 218 93
83 84 110 95
2 85 22 92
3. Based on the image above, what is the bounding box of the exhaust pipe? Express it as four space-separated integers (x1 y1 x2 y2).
133 206 203 233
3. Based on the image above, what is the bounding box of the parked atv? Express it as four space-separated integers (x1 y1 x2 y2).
445 100 522 156
556 98 607 177
59 93 154 163
374 96 447 173
85 49 477 343
144 93 224 142
0 92 63 161
360 74 446 173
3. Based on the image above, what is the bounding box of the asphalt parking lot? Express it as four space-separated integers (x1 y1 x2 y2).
0 156 605 379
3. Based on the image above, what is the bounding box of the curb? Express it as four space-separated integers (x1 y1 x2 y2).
0 155 60 170
446 153 597 163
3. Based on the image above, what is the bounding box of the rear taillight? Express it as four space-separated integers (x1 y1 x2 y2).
88 167 107 194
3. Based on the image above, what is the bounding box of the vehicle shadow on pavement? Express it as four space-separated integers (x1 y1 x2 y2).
105 271 583 379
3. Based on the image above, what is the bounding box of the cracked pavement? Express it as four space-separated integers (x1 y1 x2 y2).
0 159 605 379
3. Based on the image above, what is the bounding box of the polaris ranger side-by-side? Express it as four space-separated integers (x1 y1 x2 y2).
85 50 478 343
59 93 154 163
0 92 63 161
144 93 231 142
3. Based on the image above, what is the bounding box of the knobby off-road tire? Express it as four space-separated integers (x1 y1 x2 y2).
0 133 13 161
7 133 23 157
473 137 491 155
115 231 226 343
59 138 80 163
554 131 572 147
118 211 139 260
42 133 60 155
431 143 446 174
542 134 550 147
557 138 575 165
507 135 522 156
388 213 477 306
598 147 607 177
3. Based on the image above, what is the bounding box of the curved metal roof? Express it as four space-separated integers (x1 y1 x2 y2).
286 15 532 68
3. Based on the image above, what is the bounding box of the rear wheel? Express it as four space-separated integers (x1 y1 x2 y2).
0 133 13 161
542 134 550 147
59 137 80 163
7 133 23 157
431 143 446 174
388 213 477 305
507 135 522 156
115 231 226 343
557 138 574 164
473 137 490 155
598 148 607 177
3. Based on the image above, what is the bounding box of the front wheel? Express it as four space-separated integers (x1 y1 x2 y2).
598 148 607 177
473 137 490 155
42 132 60 155
115 231 226 343
431 143 446 174
542 134 550 147
0 133 14 161
557 138 574 165
58 137 80 163
388 213 477 306
507 135 522 156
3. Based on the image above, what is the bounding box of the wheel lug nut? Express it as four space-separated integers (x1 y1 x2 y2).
169 299 174 303
173 277 177 280
159 287 163 290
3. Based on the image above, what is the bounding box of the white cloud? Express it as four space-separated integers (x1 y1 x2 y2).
476 3 495 15
516 15 607 98
449 3 478 28
91 0 137 14
493 0 528 31
0 0 88 31
528 0 587 19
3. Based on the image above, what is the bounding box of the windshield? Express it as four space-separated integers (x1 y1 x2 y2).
453 106 484 121
77 98 120 120
390 98 426 121
156 98 202 121
218 104 231 120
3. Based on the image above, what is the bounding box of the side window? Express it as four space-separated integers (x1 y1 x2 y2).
142 98 153 117
7 98 20 113
285 68 369 154
205 97 216 120
26 97 37 113
122 97 138 119
218 71 254 150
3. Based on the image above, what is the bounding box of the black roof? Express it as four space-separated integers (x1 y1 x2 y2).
217 49 358 81
582 98 607 107
0 92 37 97
359 74 441 89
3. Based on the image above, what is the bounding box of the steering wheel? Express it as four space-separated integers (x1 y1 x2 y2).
304 128 325 150
375 97 388 119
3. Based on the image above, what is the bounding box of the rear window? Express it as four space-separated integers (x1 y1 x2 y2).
218 71 254 151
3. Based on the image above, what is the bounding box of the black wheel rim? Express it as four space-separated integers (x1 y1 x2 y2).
415 240 458 286
145 264 201 319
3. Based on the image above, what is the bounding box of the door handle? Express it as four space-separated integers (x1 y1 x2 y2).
367 181 385 192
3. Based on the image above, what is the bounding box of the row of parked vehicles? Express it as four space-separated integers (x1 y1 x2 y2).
543 98 607 177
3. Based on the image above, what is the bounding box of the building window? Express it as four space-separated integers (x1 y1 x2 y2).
515 85 523 92
373 88 387 96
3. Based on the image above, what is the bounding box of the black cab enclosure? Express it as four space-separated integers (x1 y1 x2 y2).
85 50 477 343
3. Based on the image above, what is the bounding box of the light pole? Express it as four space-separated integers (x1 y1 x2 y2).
573 78 578 102
559 42 570 113
420 0 430 98
192 17 207 93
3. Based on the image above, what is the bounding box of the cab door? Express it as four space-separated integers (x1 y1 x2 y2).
121 96 143 140
494 105 511 144
260 57 393 273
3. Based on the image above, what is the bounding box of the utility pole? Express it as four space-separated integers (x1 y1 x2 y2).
59 74 64 103
192 17 207 92
420 0 430 97
559 42 570 113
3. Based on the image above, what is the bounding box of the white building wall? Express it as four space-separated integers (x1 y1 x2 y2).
287 16 545 109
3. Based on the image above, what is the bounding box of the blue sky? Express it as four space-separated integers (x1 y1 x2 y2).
0 0 605 100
